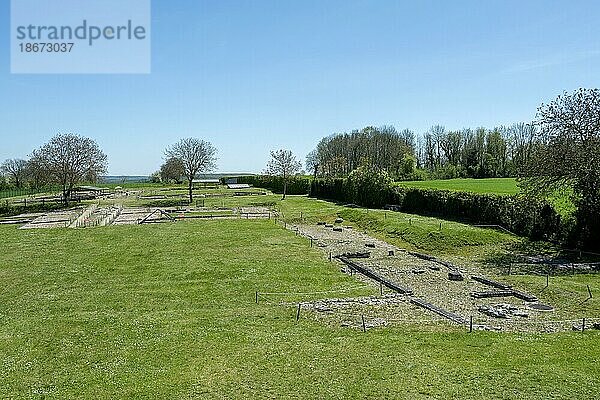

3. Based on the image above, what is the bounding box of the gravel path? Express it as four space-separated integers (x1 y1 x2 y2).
288 222 575 332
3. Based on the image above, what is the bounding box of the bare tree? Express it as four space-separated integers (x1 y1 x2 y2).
265 149 301 200
24 158 51 189
30 134 107 203
0 159 28 188
165 138 217 203
507 122 536 175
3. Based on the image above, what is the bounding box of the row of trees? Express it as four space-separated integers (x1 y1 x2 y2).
305 123 537 180
152 140 304 201
306 126 415 180
307 88 600 249
418 123 536 178
1 159 28 189
1 134 108 202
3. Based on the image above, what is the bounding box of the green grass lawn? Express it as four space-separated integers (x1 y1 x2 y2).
1 218 600 398
395 178 520 195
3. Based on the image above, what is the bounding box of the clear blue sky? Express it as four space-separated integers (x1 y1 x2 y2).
1 0 599 175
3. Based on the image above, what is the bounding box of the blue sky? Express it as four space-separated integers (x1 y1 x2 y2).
1 0 599 175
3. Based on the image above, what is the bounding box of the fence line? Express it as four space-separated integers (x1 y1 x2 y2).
256 288 600 332
0 186 59 200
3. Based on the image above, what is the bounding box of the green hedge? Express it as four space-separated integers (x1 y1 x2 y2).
310 178 566 241
233 175 311 195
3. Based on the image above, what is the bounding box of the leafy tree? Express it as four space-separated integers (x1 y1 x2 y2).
165 138 217 203
521 88 600 249
423 132 436 170
309 126 413 178
0 159 27 188
485 129 508 177
30 134 107 203
149 171 162 183
397 153 417 179
160 157 185 183
440 130 463 166
505 123 536 176
265 149 301 200
347 165 392 207
305 149 319 180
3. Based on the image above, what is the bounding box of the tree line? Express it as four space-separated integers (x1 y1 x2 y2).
306 88 600 250
1 133 107 202
418 123 536 179
152 140 303 201
306 126 416 180
3 133 303 204
306 122 537 181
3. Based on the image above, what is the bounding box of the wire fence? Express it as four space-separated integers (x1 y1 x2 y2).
270 210 600 277
254 218 600 334
256 288 600 333
0 186 59 200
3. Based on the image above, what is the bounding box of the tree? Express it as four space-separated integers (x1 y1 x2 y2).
265 149 301 200
160 157 185 183
30 134 107 203
347 165 392 207
397 153 417 179
440 130 463 167
24 158 51 189
308 126 414 178
485 129 508 177
0 174 8 190
521 88 600 249
1 159 27 188
505 122 536 176
149 171 162 183
165 138 217 203
305 150 319 180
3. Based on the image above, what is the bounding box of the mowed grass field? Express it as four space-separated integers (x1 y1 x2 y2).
1 212 600 398
395 178 520 195
393 178 576 216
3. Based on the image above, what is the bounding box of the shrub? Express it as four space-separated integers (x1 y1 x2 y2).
347 166 392 208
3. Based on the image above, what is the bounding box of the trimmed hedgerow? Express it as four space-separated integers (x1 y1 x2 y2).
234 175 311 195
310 178 568 242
